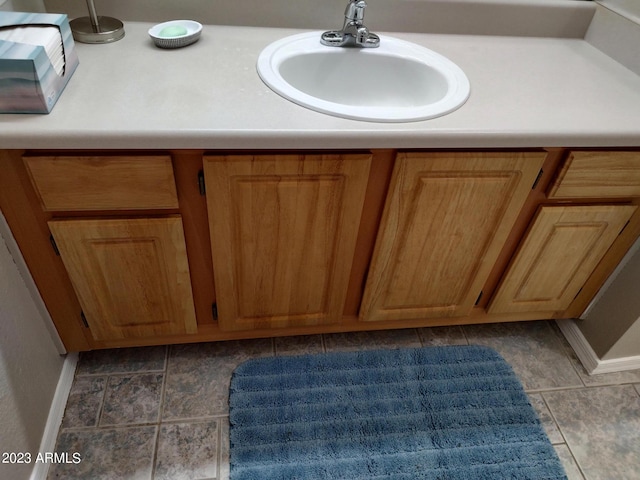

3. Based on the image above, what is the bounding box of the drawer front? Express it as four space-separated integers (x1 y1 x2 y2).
24 155 179 211
548 150 640 199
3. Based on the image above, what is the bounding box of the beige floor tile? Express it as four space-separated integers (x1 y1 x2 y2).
154 420 218 480
76 346 167 376
61 376 106 429
100 373 163 426
462 321 583 390
163 339 273 419
274 334 324 355
323 328 421 352
544 385 640 480
554 444 585 480
48 426 156 480
417 325 468 346
528 393 564 444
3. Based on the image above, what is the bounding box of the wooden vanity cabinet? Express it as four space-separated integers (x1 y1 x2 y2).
2 148 640 351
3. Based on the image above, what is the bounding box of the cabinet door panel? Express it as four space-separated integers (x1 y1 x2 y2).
488 205 637 315
49 216 197 341
360 151 546 322
204 154 371 331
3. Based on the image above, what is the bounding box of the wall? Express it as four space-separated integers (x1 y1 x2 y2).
579 237 640 359
597 0 640 22
587 1 640 75
42 0 595 38
0 212 65 480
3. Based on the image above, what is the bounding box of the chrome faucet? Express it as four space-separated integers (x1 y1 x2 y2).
321 0 380 48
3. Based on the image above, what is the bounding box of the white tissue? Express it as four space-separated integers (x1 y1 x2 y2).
0 25 64 75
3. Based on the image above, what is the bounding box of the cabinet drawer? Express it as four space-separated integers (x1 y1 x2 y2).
548 151 640 199
24 155 179 211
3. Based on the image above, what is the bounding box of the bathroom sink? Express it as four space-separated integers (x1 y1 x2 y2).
257 31 470 122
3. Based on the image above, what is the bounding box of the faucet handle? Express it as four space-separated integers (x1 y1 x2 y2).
345 0 367 23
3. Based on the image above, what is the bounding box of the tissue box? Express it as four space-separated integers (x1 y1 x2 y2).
0 12 79 114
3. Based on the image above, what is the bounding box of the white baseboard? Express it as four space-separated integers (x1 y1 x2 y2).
556 319 640 375
30 352 78 480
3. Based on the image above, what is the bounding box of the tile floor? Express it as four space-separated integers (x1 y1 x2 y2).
47 320 640 480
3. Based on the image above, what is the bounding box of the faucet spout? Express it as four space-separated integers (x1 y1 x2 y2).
321 0 380 48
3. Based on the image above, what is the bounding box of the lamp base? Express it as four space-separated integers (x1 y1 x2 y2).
70 16 125 44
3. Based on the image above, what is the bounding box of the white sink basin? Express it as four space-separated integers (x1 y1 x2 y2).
257 31 470 123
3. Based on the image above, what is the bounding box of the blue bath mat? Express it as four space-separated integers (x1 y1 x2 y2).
229 345 566 479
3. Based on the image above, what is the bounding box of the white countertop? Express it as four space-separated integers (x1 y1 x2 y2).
1 22 640 150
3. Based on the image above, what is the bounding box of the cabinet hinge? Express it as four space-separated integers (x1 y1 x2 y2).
212 302 218 321
620 220 631 236
49 234 60 256
198 170 206 196
80 311 89 328
532 169 544 190
475 291 484 306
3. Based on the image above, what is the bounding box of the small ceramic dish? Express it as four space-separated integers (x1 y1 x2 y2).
148 20 202 49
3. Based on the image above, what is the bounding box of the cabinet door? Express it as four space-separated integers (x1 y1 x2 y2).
204 154 371 331
488 205 637 315
360 151 546 322
49 216 198 341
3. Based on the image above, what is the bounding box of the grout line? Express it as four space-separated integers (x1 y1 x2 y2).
542 393 588 480
216 416 223 480
158 359 169 424
150 424 160 480
163 344 169 371
548 320 590 388
160 415 226 424
539 392 568 446
459 324 471 345
526 380 640 395
94 374 109 428
60 415 226 433
525 384 588 394
160 414 227 424
60 423 161 432
75 369 167 378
